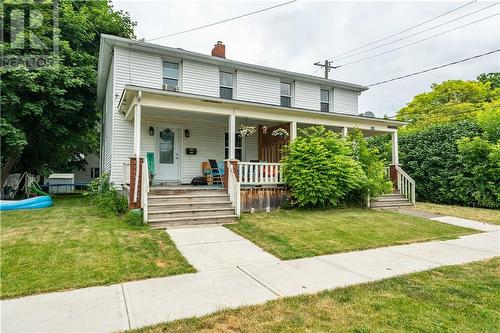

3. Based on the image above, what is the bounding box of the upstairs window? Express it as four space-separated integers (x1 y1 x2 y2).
220 71 233 100
280 82 291 107
163 62 179 91
321 89 330 112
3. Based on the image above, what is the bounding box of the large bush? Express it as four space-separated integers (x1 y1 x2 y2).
84 173 128 215
348 130 393 200
398 120 499 208
282 126 390 208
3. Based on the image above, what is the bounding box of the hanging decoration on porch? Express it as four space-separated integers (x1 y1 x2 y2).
262 126 268 134
271 127 289 139
238 124 256 137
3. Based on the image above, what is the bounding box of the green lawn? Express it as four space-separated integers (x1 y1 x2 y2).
0 196 194 299
226 208 475 259
133 258 500 333
417 202 500 225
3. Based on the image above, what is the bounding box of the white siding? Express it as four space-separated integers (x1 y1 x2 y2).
182 59 219 97
102 61 114 174
236 70 280 105
139 115 258 184
140 115 224 184
111 47 162 186
333 87 359 115
295 80 320 110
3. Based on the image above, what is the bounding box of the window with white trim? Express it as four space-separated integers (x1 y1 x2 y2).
320 89 330 112
280 82 291 107
224 133 242 160
163 61 179 91
220 71 234 100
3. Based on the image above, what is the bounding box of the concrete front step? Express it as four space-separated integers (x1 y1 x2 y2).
372 196 407 202
148 208 236 219
371 202 414 208
148 215 237 228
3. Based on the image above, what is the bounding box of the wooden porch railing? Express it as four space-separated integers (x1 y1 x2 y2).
238 162 284 185
395 164 416 204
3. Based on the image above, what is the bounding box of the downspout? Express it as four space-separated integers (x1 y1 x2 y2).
133 91 142 203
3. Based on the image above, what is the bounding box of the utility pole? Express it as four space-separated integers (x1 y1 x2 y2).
313 60 339 79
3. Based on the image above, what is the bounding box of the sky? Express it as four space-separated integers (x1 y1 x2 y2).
112 0 500 117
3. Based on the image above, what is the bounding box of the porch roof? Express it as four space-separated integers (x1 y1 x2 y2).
118 85 407 132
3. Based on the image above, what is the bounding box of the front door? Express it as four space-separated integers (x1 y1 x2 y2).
157 128 180 182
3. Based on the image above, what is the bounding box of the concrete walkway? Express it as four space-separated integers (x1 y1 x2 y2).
2 217 499 333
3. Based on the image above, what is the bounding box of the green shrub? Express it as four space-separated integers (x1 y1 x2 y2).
84 173 128 215
126 209 145 226
348 130 393 202
282 126 366 208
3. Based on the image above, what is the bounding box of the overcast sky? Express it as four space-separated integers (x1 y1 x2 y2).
112 0 499 117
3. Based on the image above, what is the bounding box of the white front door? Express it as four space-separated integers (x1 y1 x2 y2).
157 128 180 182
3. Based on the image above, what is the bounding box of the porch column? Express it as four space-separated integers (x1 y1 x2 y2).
391 131 399 165
228 113 236 159
341 127 348 138
289 121 297 142
133 92 142 203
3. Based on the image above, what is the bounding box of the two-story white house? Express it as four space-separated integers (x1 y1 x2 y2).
97 34 413 227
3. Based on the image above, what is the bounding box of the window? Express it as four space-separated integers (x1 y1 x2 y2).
163 61 179 91
321 89 330 112
225 133 242 160
159 129 175 164
90 167 100 179
220 71 233 100
280 82 291 107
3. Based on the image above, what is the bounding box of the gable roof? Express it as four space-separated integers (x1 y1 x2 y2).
97 34 368 107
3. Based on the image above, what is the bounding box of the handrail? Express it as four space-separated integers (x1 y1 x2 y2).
227 162 241 217
141 160 149 223
238 162 284 185
395 164 416 204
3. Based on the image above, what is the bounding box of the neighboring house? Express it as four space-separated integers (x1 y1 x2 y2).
96 35 414 226
73 153 100 184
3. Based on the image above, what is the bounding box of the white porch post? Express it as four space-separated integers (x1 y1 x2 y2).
133 92 142 203
228 113 236 159
290 121 297 142
391 131 399 165
341 127 348 138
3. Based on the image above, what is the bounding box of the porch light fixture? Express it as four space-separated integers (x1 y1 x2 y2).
149 127 154 136
184 129 190 138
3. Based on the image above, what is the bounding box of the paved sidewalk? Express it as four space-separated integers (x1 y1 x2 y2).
2 218 499 333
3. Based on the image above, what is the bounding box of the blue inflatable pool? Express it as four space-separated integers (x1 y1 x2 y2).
0 196 53 211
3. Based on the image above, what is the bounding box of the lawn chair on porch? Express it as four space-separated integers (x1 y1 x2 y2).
208 159 224 186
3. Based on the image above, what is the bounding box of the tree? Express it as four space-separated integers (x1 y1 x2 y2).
396 79 499 132
1 0 135 185
477 72 500 89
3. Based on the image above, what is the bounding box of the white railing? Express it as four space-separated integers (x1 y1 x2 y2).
238 162 284 185
395 164 416 205
141 160 150 223
227 163 241 217
123 162 130 185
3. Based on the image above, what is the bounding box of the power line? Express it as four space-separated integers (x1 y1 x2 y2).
141 0 297 44
334 2 499 62
338 12 500 67
366 49 500 87
324 0 477 61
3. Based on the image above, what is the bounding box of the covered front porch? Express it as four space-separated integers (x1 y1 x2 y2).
118 86 406 222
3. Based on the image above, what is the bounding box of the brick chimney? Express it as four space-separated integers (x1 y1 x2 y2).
211 41 225 58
